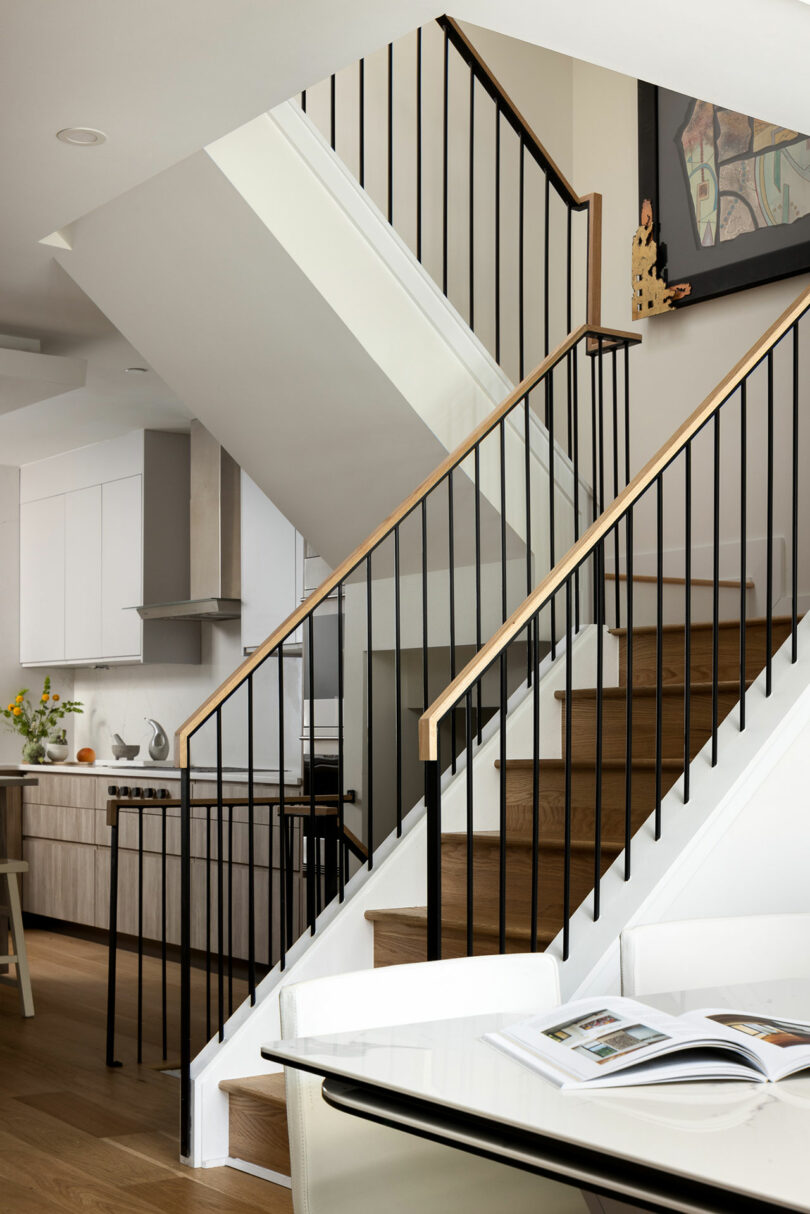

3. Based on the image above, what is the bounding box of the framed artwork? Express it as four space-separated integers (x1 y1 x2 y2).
634 81 810 315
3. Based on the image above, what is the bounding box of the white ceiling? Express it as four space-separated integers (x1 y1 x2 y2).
2 0 809 465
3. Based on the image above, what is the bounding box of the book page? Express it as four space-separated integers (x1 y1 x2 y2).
684 1009 810 1080
485 997 734 1087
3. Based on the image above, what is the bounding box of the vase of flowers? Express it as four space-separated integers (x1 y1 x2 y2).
3 678 83 764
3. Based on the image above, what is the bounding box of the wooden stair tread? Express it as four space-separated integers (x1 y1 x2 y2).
442 831 622 853
364 905 557 943
497 757 683 771
220 1072 286 1106
610 615 796 639
554 680 750 701
605 572 754 589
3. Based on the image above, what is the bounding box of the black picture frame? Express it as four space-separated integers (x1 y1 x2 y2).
638 81 810 309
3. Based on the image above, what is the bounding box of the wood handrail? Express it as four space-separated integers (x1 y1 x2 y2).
418 281 810 761
175 322 639 766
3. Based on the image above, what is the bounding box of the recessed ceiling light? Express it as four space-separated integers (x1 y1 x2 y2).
124 366 148 373
56 127 107 146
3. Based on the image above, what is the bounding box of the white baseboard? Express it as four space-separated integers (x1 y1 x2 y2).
227 1157 292 1188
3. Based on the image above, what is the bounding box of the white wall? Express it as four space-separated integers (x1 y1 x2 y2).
0 466 76 764
571 58 810 600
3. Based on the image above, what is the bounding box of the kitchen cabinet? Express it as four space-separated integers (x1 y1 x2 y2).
19 430 199 666
241 470 304 654
19 771 305 960
19 494 65 664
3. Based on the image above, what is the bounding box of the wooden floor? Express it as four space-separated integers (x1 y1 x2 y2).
0 927 293 1213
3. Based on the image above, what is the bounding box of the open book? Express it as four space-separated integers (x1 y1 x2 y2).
484 996 810 1088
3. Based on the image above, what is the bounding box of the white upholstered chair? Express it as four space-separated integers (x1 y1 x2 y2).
279 953 587 1214
621 912 810 998
0 859 34 1017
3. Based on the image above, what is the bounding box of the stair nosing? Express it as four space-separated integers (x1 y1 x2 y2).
219 1073 286 1106
554 680 751 701
610 615 796 638
364 905 557 942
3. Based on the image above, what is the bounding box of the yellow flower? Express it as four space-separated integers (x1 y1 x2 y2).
15 695 23 704
52 694 60 702
6 703 13 712
13 707 22 716
41 693 49 702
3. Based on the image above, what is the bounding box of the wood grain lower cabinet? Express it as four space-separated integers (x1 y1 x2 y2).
22 838 96 926
22 775 305 958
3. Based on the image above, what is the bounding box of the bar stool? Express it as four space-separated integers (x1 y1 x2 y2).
0 859 34 1017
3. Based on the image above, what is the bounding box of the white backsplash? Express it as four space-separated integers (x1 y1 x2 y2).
72 619 302 773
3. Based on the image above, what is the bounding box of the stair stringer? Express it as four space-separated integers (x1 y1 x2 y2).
186 623 618 1168
558 615 810 1002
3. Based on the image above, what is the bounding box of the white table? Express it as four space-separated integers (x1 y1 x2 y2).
262 978 810 1213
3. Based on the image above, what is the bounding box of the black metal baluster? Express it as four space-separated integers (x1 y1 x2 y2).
337 588 346 890
137 806 143 1064
161 803 168 1058
612 349 620 627
498 652 507 954
465 689 474 956
301 90 307 114
247 674 255 1005
563 581 573 959
205 795 211 1039
624 508 634 872
594 543 605 906
394 534 402 836
442 26 449 297
548 373 556 658
684 445 692 801
766 351 774 696
590 354 598 530
519 139 525 380
216 710 224 1042
358 60 365 189
387 43 393 225
655 477 664 836
449 472 457 773
105 806 121 1069
330 74 336 151
278 642 287 968
624 343 631 486
792 325 800 663
711 413 721 767
597 336 605 515
500 420 507 623
543 174 550 357
530 613 540 951
573 347 581 629
415 32 421 261
227 796 233 1017
740 383 747 729
308 614 317 924
566 205 573 335
422 498 429 712
495 104 501 365
525 396 533 686
366 554 374 862
475 446 483 742
179 765 191 1159
468 69 475 331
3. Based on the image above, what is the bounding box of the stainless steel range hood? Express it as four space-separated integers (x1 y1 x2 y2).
136 420 241 622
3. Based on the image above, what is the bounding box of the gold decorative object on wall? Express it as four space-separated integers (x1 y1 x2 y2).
632 200 691 320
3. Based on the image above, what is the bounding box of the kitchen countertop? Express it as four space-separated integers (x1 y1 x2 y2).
14 763 302 785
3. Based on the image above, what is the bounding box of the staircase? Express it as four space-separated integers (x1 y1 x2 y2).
218 608 797 1180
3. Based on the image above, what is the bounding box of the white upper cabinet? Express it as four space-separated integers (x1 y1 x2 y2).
101 475 143 659
20 431 199 667
19 494 66 664
241 471 303 653
64 485 102 662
